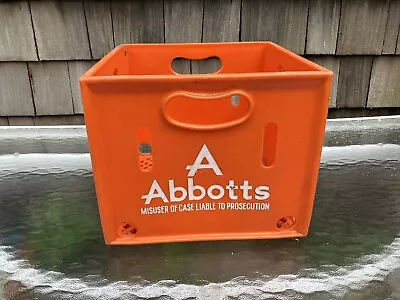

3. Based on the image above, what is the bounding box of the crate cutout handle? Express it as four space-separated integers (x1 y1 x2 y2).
163 91 253 130
172 56 221 74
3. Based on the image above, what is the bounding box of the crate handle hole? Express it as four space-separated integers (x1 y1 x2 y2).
172 56 221 74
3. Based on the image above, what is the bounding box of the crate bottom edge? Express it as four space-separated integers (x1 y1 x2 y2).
108 231 305 245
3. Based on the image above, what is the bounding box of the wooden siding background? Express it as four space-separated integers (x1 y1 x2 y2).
0 0 400 125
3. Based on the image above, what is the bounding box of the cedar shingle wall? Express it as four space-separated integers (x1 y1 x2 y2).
0 0 399 125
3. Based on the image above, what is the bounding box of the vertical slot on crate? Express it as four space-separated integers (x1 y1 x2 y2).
262 123 278 167
138 127 153 172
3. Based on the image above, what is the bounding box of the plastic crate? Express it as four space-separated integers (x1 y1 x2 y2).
80 42 333 245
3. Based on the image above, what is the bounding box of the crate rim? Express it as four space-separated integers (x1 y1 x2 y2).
80 41 333 82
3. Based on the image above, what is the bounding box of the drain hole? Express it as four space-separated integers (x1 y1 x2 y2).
119 223 138 237
276 216 296 229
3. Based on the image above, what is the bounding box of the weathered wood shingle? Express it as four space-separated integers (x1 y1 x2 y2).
164 0 203 43
0 1 37 61
241 0 309 54
336 56 373 108
0 63 34 116
192 0 241 74
68 61 96 114
203 0 241 42
308 56 340 108
34 115 85 125
8 117 34 126
165 0 204 74
382 0 400 54
0 118 9 125
30 1 91 60
306 0 341 54
83 0 114 59
337 0 390 54
111 0 164 45
28 62 74 115
367 57 400 107
397 28 400 54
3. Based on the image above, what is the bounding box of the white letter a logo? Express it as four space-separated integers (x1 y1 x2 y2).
186 144 223 177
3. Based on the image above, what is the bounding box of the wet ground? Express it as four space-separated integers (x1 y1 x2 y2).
0 143 399 299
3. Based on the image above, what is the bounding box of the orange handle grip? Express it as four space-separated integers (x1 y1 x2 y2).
162 91 253 131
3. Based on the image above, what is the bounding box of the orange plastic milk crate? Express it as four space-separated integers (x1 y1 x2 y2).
80 42 333 245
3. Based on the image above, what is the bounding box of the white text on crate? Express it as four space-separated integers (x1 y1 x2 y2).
141 144 271 205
